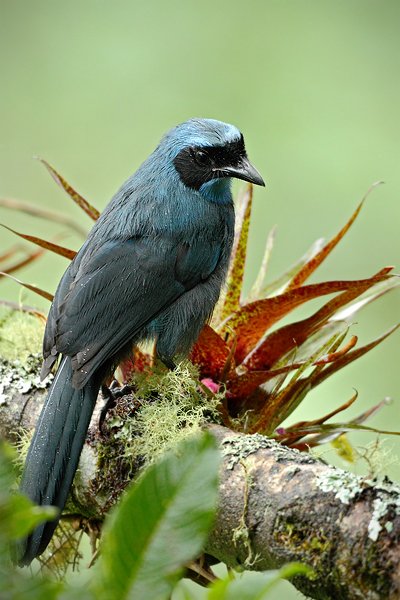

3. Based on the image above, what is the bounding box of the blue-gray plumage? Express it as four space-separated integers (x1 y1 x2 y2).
17 118 265 565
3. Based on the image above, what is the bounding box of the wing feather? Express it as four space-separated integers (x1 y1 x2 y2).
43 235 222 387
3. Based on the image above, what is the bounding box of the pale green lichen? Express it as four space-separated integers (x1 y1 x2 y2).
111 361 222 468
315 469 364 504
0 355 51 406
366 478 400 541
316 467 400 541
0 307 49 404
221 433 314 470
0 307 44 364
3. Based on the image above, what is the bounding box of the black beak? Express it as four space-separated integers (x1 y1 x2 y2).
222 156 265 187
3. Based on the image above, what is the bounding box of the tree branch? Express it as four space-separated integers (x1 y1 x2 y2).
1 358 400 599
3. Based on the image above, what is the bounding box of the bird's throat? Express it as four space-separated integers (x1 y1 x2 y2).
199 177 233 205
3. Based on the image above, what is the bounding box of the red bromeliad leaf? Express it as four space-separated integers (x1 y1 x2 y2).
286 398 395 449
311 324 400 389
242 268 392 370
280 419 400 448
275 392 359 446
0 272 54 301
330 275 400 322
190 324 235 380
221 280 356 360
249 330 353 434
227 332 359 403
212 184 253 325
220 269 391 365
1 224 77 260
38 158 100 221
0 248 45 276
226 363 303 402
285 182 383 292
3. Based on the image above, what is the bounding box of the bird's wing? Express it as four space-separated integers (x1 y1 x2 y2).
43 235 221 388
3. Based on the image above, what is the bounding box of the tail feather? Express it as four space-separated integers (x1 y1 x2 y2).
17 357 100 566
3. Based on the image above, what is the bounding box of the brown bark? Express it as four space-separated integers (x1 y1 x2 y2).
1 361 400 599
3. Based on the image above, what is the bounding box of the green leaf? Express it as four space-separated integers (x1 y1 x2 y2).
206 563 313 600
3 494 58 540
95 432 220 600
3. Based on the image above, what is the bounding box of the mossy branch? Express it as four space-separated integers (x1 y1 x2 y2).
1 355 400 599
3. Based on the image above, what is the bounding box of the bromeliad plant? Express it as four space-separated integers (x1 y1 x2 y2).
1 162 399 452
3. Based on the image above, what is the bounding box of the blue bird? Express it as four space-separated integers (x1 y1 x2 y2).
17 118 265 565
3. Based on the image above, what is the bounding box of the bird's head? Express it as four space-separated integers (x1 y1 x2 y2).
161 118 265 204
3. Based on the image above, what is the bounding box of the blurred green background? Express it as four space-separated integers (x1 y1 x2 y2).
1 1 399 597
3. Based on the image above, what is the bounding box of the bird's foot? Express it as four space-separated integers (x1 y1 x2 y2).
99 381 134 433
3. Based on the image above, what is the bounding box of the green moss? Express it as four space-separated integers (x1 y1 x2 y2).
0 307 44 364
119 361 222 465
93 361 223 507
275 519 331 571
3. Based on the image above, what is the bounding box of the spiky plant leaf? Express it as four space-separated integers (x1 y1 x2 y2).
0 272 54 301
38 158 100 221
243 269 392 370
1 224 77 260
311 324 400 389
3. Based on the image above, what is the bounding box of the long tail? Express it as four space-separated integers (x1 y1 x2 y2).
17 357 100 566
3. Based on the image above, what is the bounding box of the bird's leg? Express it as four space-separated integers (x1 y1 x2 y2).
99 380 134 432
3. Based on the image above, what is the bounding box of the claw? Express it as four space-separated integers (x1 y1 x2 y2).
99 382 133 433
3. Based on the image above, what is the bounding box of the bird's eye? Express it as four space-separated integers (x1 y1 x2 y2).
193 149 212 167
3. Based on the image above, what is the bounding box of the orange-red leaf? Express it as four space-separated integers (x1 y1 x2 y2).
226 363 302 401
0 272 54 301
190 324 234 380
221 271 390 365
280 417 400 448
261 237 325 299
249 329 359 434
1 224 77 260
212 184 253 325
243 269 392 370
38 158 100 221
285 182 383 292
